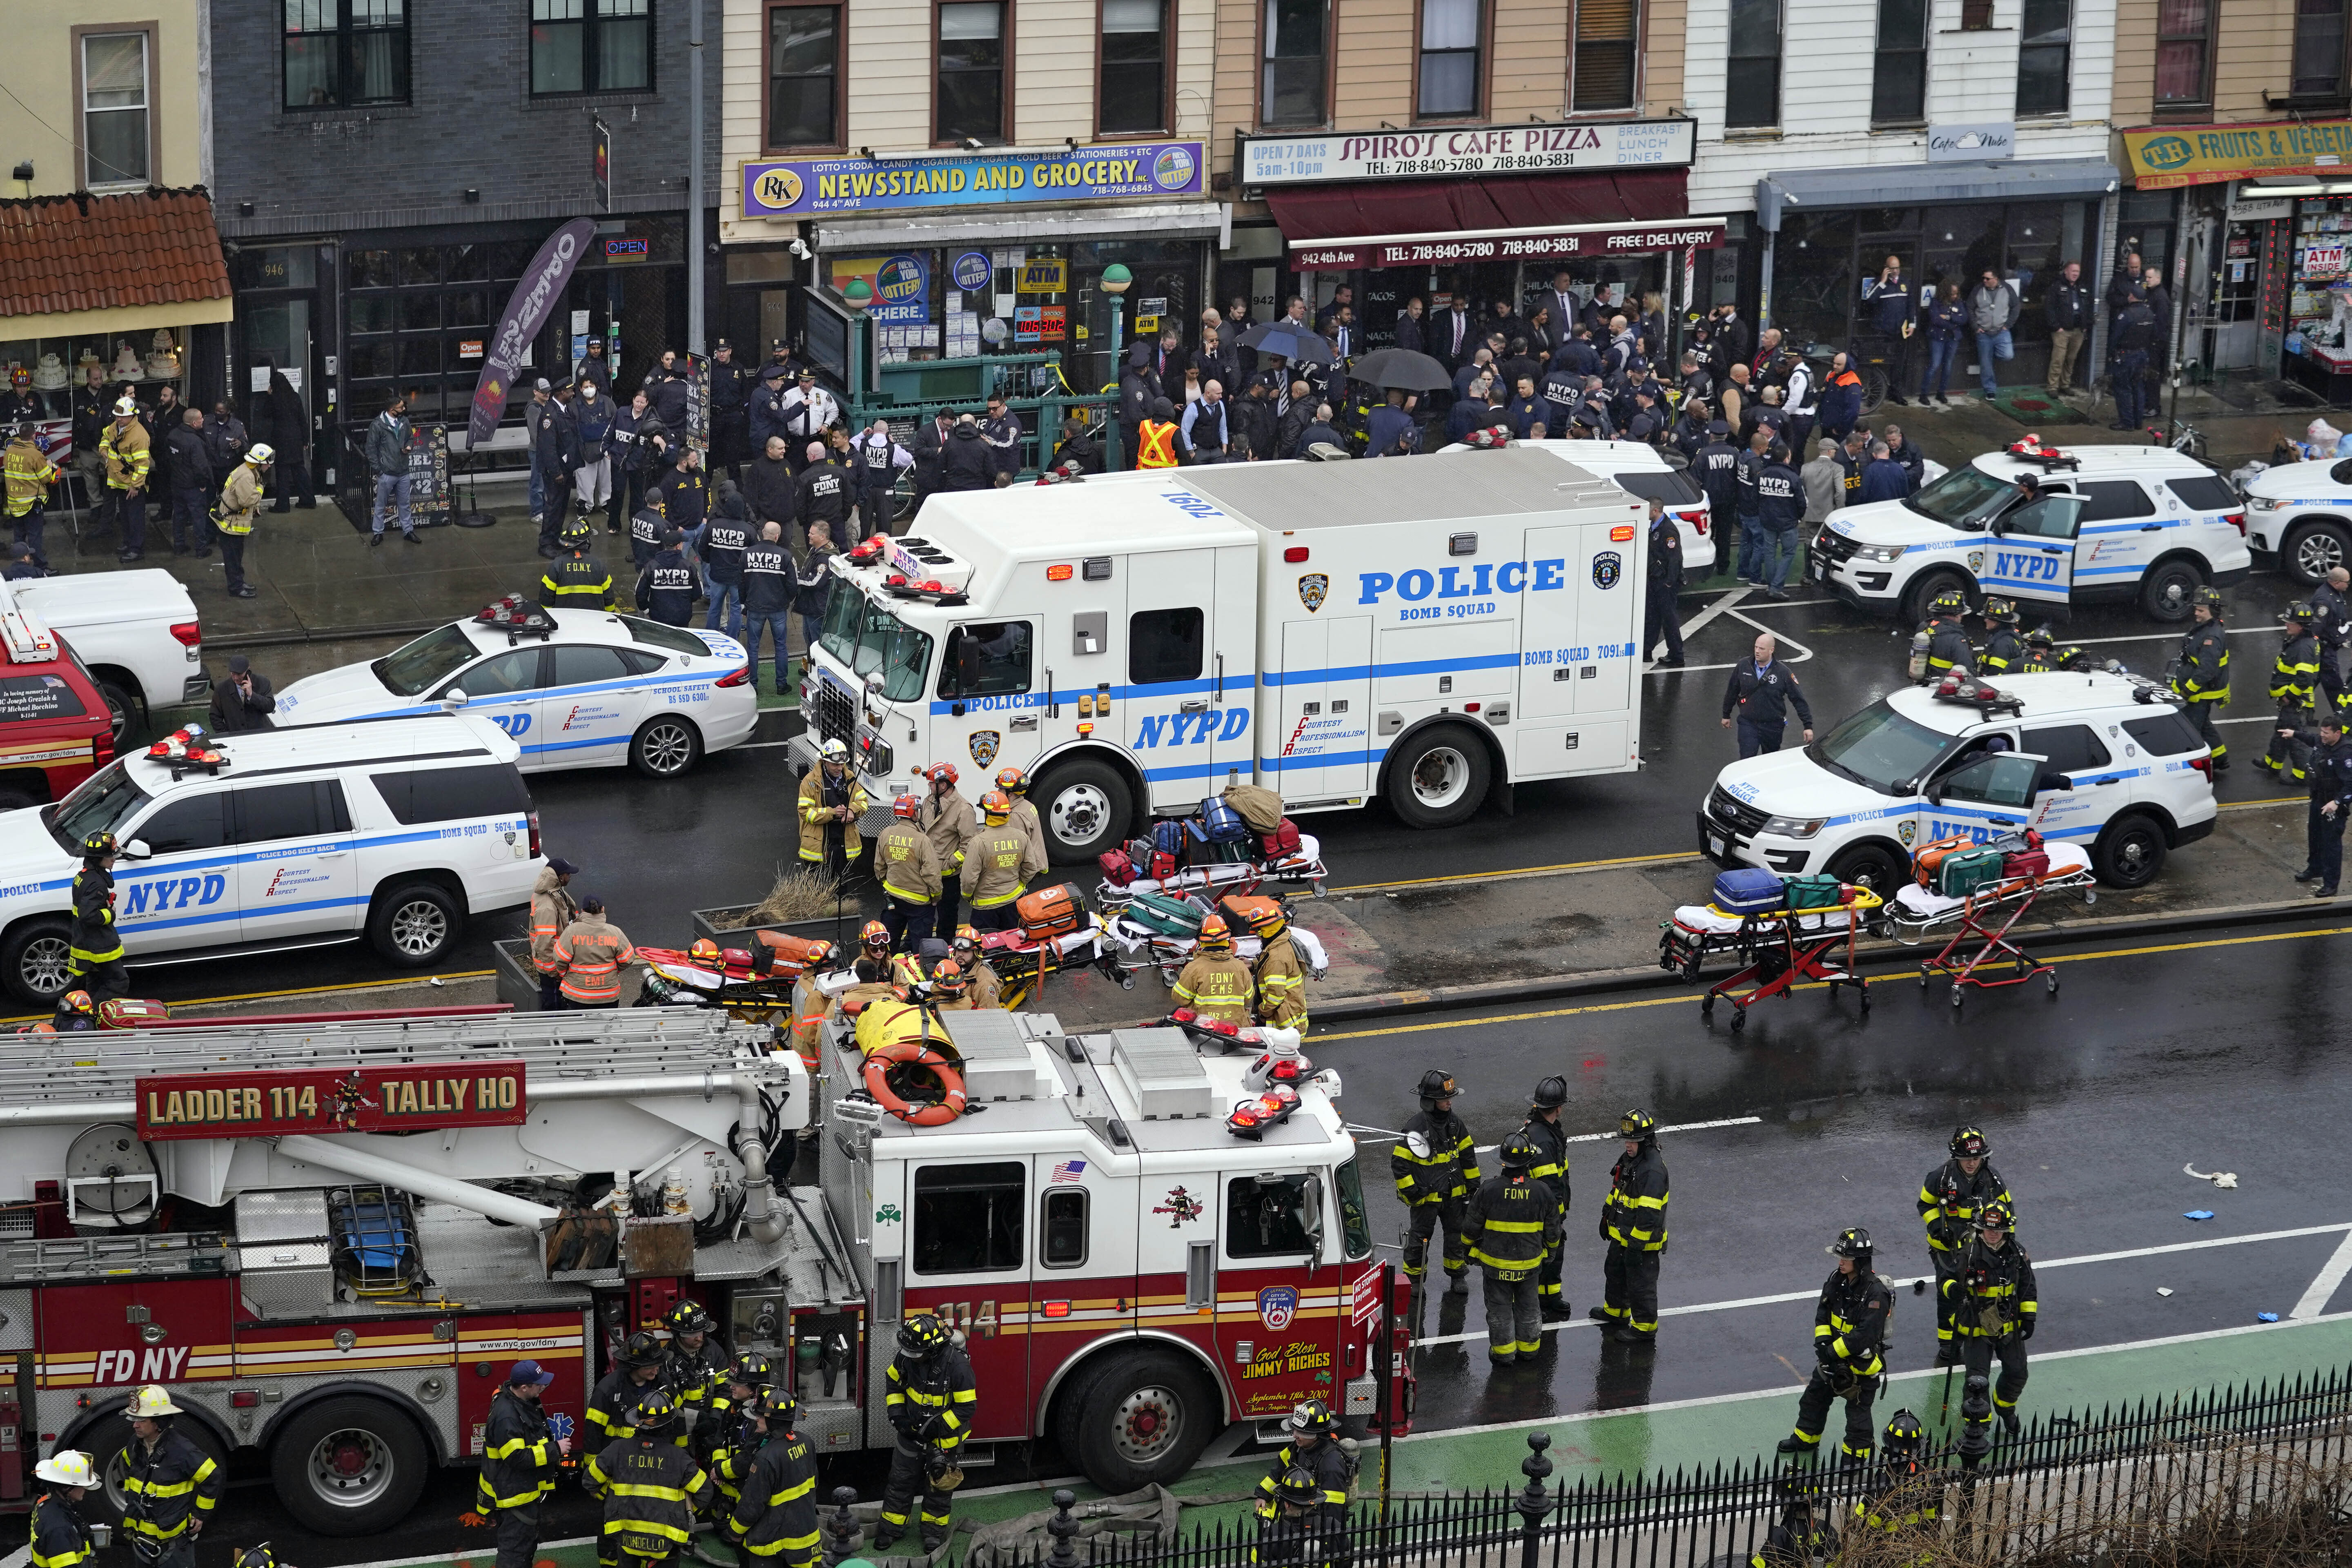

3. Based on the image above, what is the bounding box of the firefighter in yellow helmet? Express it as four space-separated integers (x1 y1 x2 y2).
797 739 869 878
964 789 1043 932
1172 915 1254 1027
876 793 942 951
28 1450 98 1568
120 1385 221 1568
995 766 1047 866
1241 900 1308 1031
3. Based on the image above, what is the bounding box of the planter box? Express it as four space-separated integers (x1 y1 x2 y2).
687 907 870 952
493 937 543 1011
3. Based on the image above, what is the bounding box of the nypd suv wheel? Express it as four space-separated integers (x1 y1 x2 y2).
1 915 74 1006
2285 519 2352 586
1031 758 1132 864
1386 722 1490 829
368 881 462 967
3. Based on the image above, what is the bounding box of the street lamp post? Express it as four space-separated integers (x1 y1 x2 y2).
842 278 873 404
1100 263 1132 470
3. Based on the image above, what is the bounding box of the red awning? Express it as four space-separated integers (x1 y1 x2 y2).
1268 168 1686 246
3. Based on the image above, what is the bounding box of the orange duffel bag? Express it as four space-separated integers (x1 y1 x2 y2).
1016 882 1085 941
1911 835 1978 887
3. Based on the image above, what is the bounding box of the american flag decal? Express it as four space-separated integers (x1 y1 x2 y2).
1050 1159 1087 1184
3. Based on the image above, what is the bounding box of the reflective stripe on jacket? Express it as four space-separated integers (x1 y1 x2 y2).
884 1348 978 1450
1814 1267 1891 1377
1462 1173 1561 1277
1172 953 1253 1025
963 825 1038 907
1601 1143 1669 1250
30 1494 96 1568
122 1430 220 1546
877 820 942 904
1390 1109 1479 1205
1916 1159 2010 1254
798 766 870 863
728 1431 821 1559
1252 933 1307 1029
479 1388 558 1510
586 1437 713 1547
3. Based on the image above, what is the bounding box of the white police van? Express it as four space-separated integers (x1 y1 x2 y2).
2241 454 2352 584
1697 671 2218 893
0 713 543 1004
1443 439 1718 575
1811 443 2250 624
275 601 757 777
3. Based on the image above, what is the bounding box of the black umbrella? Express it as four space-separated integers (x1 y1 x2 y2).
1238 321 1336 364
1348 347 1451 392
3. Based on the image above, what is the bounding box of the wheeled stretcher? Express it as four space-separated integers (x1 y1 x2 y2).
1899 841 2094 1008
1099 913 1330 989
1884 840 2097 942
1093 833 1330 912
1659 887 1884 1033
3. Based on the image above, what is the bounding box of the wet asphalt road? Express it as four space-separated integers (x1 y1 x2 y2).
104 557 2328 1011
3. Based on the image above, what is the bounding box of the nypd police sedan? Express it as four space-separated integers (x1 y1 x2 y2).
275 607 757 777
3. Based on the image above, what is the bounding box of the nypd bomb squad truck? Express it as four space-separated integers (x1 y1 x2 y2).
789 445 1650 859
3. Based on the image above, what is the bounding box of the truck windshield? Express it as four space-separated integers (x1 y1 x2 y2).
1333 1158 1374 1261
1905 465 2018 530
1809 700 1958 795
374 624 484 696
45 760 151 853
821 593 933 703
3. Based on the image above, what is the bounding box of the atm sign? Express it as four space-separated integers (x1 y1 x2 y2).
136 1060 528 1140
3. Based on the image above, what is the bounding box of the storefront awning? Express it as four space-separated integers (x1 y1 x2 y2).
1755 158 2120 228
0 187 233 338
812 199 1225 255
1266 168 1689 263
1288 217 1723 269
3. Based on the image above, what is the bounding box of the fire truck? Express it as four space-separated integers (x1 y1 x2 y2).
0 1003 1398 1535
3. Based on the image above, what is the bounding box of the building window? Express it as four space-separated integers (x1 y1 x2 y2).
937 1 1006 144
283 0 410 109
81 32 150 188
1871 0 1925 123
2154 0 2211 103
1100 0 1167 134
1261 0 1328 127
1571 0 1635 111
2017 0 2071 114
1724 0 1780 128
1418 0 1482 118
531 0 652 95
766 3 840 146
2295 0 2348 96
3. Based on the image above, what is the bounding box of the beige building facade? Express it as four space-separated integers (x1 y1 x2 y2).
0 0 206 196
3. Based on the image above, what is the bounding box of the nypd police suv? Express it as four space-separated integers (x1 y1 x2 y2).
2241 453 2352 585
274 603 757 778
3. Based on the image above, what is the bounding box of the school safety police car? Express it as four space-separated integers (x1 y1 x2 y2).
0 713 542 1004
1810 443 2250 625
273 599 756 778
1697 670 2218 895
2240 453 2352 584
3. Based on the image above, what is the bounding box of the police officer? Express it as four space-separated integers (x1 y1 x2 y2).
2109 292 2160 432
635 528 697 626
1392 1070 1479 1293
1721 631 1815 759
1519 1077 1571 1319
1592 1109 1668 1344
876 794 943 951
1464 1131 1562 1365
2291 713 2352 898
1252 1399 1352 1540
586 1331 670 1446
875 1314 976 1553
585 1389 713 1568
725 1386 821 1568
980 393 1023 484
27 1449 97 1568
1976 598 2027 675
2172 588 2231 768
1776 1227 1891 1464
1643 499 1684 667
543 519 616 611
479 1359 565 1568
2316 567 2352 717
709 340 754 483
120 1385 221 1568
1943 1200 2037 1434
1917 1125 2009 1364
67 831 129 999
697 491 752 637
2263 603 2323 785
1173 914 1255 1027
1696 422 1741 566
628 485 669 570
1914 591 1976 683
1733 428 1767 584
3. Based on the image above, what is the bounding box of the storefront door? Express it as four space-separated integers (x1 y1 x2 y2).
244 298 315 475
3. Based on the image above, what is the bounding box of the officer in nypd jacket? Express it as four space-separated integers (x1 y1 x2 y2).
1721 633 1814 760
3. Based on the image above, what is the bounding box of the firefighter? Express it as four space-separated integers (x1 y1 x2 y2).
553 896 636 1009
68 831 129 998
876 794 942 953
479 1359 565 1568
1519 1077 1572 1319
965 790 1043 933
1392 1070 1478 1292
928 959 981 1010
2264 603 2323 784
706 1354 777 1519
1850 1410 1939 1547
1776 1227 1891 1463
1252 1399 1352 1538
1917 1125 2011 1364
586 1331 669 1446
1747 1473 1836 1568
2017 626 2059 673
1173 914 1255 1027
2174 588 2231 770
1464 1131 1562 1365
875 1314 976 1553
1592 1109 1668 1343
585 1389 713 1568
920 763 976 931
949 925 1003 1009
995 766 1048 866
797 739 869 880
726 1386 821 1568
528 856 583 1010
541 518 615 610
119 1386 220 1568
29 1450 97 1568
47 990 98 1033
1944 1200 2036 1433
1976 598 2027 674
1243 900 1309 1031
662 1300 732 1428
1913 591 1974 683
1251 1467 1330 1568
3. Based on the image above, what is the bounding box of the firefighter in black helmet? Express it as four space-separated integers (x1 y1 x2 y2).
1464 1132 1562 1365
541 517 615 610
1253 1399 1352 1538
1251 1465 1334 1568
1777 1227 1891 1463
67 831 129 998
1917 591 1973 683
1519 1076 1572 1319
584 1389 713 1568
1747 1471 1834 1568
724 1386 821 1568
2018 626 2059 673
1976 598 2027 675
1592 1109 1668 1343
1917 1126 2011 1364
586 1332 671 1445
2266 601 2323 784
1944 1200 2036 1434
705 1354 777 1520
1391 1070 1479 1292
661 1299 731 1438
876 1313 975 1552
1852 1410 1939 1544
2174 587 2231 770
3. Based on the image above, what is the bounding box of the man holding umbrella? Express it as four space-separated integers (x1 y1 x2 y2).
1238 316 1336 403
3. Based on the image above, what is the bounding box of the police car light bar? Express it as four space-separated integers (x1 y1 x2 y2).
0 604 59 664
146 725 227 779
475 595 557 642
1933 675 2025 718
2006 434 2081 472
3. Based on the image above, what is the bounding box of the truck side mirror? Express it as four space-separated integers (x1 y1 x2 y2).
1299 1177 1325 1276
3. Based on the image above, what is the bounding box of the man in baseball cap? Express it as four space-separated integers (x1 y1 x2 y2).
479 1360 566 1568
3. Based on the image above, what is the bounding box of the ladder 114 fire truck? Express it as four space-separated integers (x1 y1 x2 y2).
0 1003 1404 1533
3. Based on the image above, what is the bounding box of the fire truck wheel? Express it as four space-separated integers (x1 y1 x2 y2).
1053 1347 1216 1492
270 1395 430 1535
1 915 75 1005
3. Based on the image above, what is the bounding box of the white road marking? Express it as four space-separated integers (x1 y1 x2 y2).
2290 1227 2352 1319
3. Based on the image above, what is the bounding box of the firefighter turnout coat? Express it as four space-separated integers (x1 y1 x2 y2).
1173 951 1254 1026
479 1388 559 1511
885 1346 978 1452
1251 931 1307 1029
1601 1143 1669 1250
552 916 636 1006
1390 1107 1479 1208
1916 1159 2011 1258
798 767 871 863
528 867 581 978
964 823 1044 911
69 862 122 969
29 1492 96 1568
1462 1171 1562 1278
728 1428 821 1563
1814 1267 1891 1379
121 1428 222 1555
2174 620 2230 704
1944 1238 2038 1340
586 1435 714 1557
876 819 943 905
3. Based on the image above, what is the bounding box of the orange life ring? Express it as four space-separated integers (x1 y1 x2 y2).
862 1039 968 1125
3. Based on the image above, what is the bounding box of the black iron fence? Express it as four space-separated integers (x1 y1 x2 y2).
857 1362 2352 1568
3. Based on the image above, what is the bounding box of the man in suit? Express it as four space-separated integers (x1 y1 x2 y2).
1432 295 1475 371
911 408 953 517
1535 271 1581 343
1394 297 1427 356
